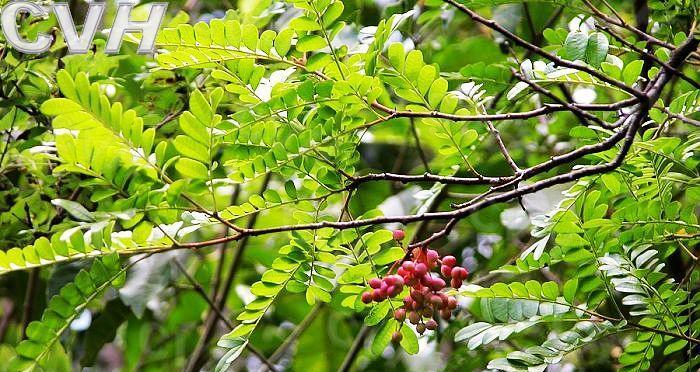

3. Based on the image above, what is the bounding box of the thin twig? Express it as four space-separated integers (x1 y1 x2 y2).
174 259 280 372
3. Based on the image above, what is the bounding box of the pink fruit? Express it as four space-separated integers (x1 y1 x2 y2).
442 255 457 267
448 297 458 310
414 263 428 276
441 265 453 278
427 250 439 263
394 308 406 322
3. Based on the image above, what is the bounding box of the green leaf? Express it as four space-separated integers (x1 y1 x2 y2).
290 17 321 32
373 246 405 265
50 199 94 222
364 301 390 326
563 278 578 303
387 43 405 70
297 35 327 52
428 78 448 108
175 158 210 179
601 173 620 194
371 319 396 355
275 29 295 56
399 326 419 354
173 135 209 163
189 90 213 125
40 98 82 116
564 31 588 61
541 282 559 300
623 60 644 85
215 336 249 372
555 233 589 247
322 2 344 27
585 32 609 68
404 50 424 81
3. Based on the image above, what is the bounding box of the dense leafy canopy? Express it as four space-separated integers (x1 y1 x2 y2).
0 0 698 371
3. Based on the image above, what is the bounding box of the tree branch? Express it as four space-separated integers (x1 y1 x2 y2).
443 0 646 99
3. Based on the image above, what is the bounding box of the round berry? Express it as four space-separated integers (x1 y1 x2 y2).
402 261 415 272
416 323 426 335
414 263 428 276
440 265 452 278
372 289 384 302
440 309 452 320
447 297 458 310
442 255 457 267
369 278 382 289
410 290 424 303
426 249 439 263
393 229 406 241
427 277 445 291
391 331 403 343
425 319 438 330
361 292 372 304
451 278 462 289
408 311 421 325
458 267 469 280
394 308 406 322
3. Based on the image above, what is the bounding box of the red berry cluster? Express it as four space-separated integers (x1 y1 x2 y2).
360 275 405 303
361 230 469 343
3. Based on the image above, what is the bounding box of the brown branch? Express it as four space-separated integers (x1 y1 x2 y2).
581 0 679 51
371 99 635 124
348 172 510 187
662 107 700 127
19 269 38 339
599 25 700 89
174 259 279 372
510 69 619 129
264 304 324 369
184 175 272 372
485 117 521 173
164 35 699 260
443 0 646 99
338 325 371 372
410 118 432 171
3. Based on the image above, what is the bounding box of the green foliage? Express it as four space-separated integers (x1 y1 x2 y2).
9 253 125 371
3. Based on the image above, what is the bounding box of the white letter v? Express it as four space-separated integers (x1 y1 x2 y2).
53 3 106 54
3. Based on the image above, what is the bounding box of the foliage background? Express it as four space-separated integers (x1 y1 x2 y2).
0 0 698 371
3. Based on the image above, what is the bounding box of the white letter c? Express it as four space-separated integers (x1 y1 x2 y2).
1 2 53 54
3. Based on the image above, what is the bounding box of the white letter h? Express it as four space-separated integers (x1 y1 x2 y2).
105 2 168 54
